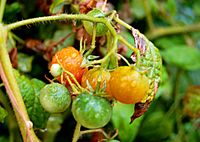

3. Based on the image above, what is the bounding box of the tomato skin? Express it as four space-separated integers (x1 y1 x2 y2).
39 83 71 113
72 93 112 129
83 9 108 37
108 66 149 104
81 68 110 93
51 47 87 85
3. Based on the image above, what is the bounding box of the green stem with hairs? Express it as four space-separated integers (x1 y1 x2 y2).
6 14 117 37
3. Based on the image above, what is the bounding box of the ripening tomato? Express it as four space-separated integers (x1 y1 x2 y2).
50 47 87 85
108 66 149 104
81 68 110 93
83 9 108 37
72 93 112 129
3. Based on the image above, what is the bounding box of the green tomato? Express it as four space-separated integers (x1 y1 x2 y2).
83 9 108 37
40 83 71 113
72 93 112 129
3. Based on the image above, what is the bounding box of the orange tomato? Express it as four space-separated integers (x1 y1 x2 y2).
108 66 149 104
51 47 87 85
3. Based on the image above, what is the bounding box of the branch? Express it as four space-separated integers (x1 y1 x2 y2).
5 14 117 37
146 22 200 40
143 0 154 31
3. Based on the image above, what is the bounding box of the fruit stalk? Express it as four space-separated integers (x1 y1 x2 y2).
72 122 81 142
0 26 40 142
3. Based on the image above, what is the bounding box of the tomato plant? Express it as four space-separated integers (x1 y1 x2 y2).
72 93 112 129
4 0 194 142
109 66 149 104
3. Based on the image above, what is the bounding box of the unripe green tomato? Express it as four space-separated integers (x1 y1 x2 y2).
72 93 112 129
83 9 108 37
39 83 71 113
50 63 62 77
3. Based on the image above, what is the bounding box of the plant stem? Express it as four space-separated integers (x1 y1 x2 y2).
0 0 6 22
6 14 117 37
118 35 141 64
72 122 81 142
84 23 97 57
0 26 40 142
113 16 132 30
143 0 154 31
146 22 200 40
0 90 20 142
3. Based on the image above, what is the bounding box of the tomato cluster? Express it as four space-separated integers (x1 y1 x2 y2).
38 9 153 132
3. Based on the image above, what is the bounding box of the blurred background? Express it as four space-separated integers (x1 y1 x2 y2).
0 0 200 142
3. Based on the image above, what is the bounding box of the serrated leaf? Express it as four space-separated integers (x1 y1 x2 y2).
18 53 34 73
0 107 7 123
161 46 200 70
14 70 50 128
111 102 143 142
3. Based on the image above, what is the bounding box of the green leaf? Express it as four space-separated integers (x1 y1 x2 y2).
155 36 185 49
137 111 174 141
0 107 7 123
0 136 9 142
50 0 72 14
17 53 34 73
161 46 200 70
121 31 135 57
111 102 143 142
29 79 50 128
130 0 145 19
14 70 50 128
50 26 75 50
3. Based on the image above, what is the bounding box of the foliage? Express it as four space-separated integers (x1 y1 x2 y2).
0 0 200 142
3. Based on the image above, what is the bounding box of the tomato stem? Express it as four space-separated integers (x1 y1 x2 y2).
0 0 6 22
118 35 141 64
6 14 117 37
84 23 97 57
117 53 131 66
72 122 81 142
0 26 40 142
